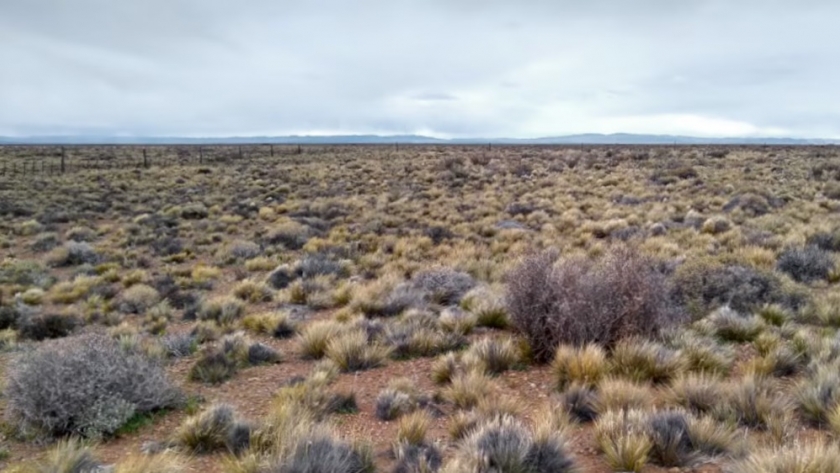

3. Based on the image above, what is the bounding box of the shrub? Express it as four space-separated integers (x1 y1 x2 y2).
298 253 346 279
506 247 681 363
5 333 180 438
701 216 732 234
47 242 100 267
263 221 312 250
777 245 835 283
17 312 80 341
31 232 59 252
223 240 262 262
0 259 53 287
411 268 476 305
118 284 161 314
672 262 802 318
808 230 840 252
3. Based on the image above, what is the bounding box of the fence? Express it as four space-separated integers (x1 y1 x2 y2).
0 144 316 178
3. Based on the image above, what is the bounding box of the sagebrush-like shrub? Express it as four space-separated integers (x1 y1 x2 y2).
777 245 835 283
411 268 476 305
672 262 804 318
506 247 681 363
5 333 180 438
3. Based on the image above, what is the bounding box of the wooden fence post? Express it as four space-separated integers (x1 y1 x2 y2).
270 144 274 157
61 146 66 173
297 145 301 155
238 146 243 161
143 148 148 168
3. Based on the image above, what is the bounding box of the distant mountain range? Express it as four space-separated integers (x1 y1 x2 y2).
0 133 837 145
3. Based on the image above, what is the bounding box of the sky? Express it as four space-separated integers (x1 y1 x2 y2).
1 0 838 139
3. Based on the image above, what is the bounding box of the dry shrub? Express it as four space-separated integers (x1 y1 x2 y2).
506 247 681 363
5 332 180 438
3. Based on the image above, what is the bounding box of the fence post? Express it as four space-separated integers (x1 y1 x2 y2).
395 142 399 152
61 146 66 173
199 146 203 164
270 144 274 157
297 145 301 155
238 146 243 161
143 148 148 168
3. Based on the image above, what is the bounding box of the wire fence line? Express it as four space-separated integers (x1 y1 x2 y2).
0 144 317 178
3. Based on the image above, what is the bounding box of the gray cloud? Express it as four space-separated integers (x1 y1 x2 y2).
1 0 838 138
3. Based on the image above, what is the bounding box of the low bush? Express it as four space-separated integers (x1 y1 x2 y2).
411 267 476 305
5 333 180 438
672 262 804 318
17 312 80 341
777 245 836 283
506 247 681 363
118 284 161 314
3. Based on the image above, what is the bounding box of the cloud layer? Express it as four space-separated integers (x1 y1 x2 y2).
1 0 838 138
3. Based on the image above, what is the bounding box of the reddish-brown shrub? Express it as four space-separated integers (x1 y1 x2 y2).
506 247 683 363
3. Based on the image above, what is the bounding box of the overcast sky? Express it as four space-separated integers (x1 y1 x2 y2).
1 0 838 138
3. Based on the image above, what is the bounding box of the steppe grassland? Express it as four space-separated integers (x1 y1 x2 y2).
1 144 840 472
